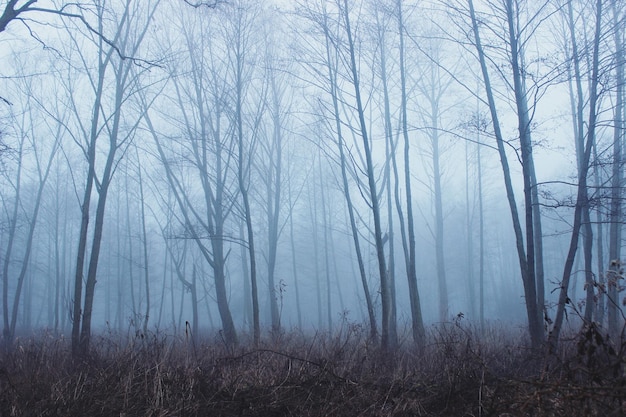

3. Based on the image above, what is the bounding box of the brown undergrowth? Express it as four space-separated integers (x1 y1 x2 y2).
0 320 624 416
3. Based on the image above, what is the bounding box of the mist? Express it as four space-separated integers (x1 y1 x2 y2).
2 1 625 414
0 0 623 360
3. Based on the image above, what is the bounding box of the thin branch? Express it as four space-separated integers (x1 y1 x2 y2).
183 0 225 8
2 2 161 67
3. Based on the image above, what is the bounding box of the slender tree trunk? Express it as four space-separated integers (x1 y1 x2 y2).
431 118 448 322
211 229 238 346
1 125 57 344
592 140 606 324
320 11 377 340
320 156 332 331
504 0 543 345
550 0 603 349
607 0 624 339
136 155 150 335
71 73 102 356
9 140 58 340
465 140 476 320
191 264 198 343
530 165 546 321
328 220 346 314
53 174 62 332
114 193 123 333
69 2 122 352
288 181 303 329
79 138 117 353
397 0 425 346
478 136 485 333
342 0 391 348
384 125 398 346
309 177 323 329
240 223 252 333
266 68 284 335
2 140 24 347
468 0 542 348
71 0 159 353
125 166 137 321
376 4 397 346
582 207 594 322
235 53 261 344
381 59 397 345
157 244 168 330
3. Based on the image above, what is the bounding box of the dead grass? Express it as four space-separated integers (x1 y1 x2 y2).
0 321 624 416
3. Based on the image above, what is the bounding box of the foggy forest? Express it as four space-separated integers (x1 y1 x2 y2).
0 0 624 415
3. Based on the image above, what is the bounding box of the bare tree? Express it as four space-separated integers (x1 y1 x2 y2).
256 18 293 337
373 1 397 345
141 3 242 343
607 0 625 340
462 0 551 348
1 83 61 348
338 0 393 349
65 0 161 355
550 0 604 348
225 0 263 342
294 0 378 340
395 0 425 345
135 147 151 335
560 0 595 324
412 32 456 324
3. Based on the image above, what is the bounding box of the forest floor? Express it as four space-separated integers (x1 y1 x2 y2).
0 320 624 416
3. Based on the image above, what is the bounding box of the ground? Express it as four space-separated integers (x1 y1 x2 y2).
0 322 624 416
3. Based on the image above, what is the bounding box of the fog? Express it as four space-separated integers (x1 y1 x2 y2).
0 0 623 353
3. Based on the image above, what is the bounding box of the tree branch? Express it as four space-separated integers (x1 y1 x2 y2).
183 0 225 8
0 0 37 32
1 2 160 67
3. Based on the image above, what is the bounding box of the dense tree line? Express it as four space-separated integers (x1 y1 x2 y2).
0 0 624 354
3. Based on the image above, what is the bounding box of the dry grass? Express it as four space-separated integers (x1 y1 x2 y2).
0 321 624 416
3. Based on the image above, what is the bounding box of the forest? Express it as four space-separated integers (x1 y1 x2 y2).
0 0 624 415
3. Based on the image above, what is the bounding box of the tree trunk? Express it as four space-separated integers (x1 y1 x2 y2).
136 154 151 335
465 140 476 321
378 11 398 344
2 140 24 348
397 0 425 346
266 67 285 336
478 135 485 333
504 0 543 345
320 10 377 340
71 65 103 355
550 0 603 349
342 0 391 349
320 156 332 331
288 179 303 329
592 140 606 324
431 115 448 322
79 137 117 354
468 0 543 348
235 42 261 344
607 0 624 339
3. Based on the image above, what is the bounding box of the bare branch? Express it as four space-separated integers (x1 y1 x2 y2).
0 0 37 32
1 2 161 67
27 6 160 67
183 0 225 8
